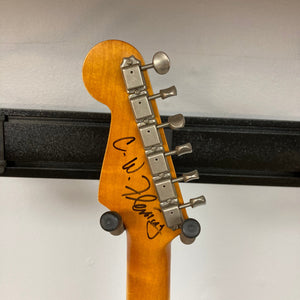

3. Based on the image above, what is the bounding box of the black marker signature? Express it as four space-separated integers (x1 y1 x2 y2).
122 157 144 174
113 136 165 239
123 175 165 239
113 136 135 152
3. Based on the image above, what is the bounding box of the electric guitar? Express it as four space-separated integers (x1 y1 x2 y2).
82 40 206 300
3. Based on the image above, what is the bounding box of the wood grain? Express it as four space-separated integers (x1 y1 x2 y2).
82 40 187 300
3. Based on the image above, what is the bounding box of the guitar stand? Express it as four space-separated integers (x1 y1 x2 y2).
100 211 125 236
99 210 201 244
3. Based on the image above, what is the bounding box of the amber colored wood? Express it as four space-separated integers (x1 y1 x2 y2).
82 40 188 300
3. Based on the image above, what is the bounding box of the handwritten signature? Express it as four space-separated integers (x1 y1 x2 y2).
113 137 165 239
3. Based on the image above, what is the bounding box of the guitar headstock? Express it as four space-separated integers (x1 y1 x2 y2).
82 40 205 247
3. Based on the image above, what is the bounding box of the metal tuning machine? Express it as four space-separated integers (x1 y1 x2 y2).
148 86 177 100
140 51 170 74
165 143 193 157
156 114 185 130
121 51 206 244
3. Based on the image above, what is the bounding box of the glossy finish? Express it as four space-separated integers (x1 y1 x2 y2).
82 40 187 300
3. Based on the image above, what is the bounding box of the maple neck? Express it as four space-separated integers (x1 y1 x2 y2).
82 40 204 300
127 234 171 300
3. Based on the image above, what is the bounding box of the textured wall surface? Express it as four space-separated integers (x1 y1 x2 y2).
1 0 300 299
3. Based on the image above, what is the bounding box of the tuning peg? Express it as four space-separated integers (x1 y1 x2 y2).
140 51 170 75
180 218 201 245
100 211 125 236
179 195 206 210
172 170 199 183
148 86 177 100
157 114 185 130
165 143 192 157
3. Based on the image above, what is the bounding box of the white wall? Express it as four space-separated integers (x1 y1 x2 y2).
1 0 300 299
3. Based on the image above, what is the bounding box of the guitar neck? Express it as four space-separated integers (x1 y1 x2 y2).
127 235 171 300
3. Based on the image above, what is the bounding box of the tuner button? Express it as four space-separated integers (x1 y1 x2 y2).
172 170 199 183
165 143 192 157
148 86 177 100
190 195 206 207
167 114 185 129
140 51 170 75
179 195 206 210
100 211 125 236
156 114 185 130
153 52 170 74
180 218 201 245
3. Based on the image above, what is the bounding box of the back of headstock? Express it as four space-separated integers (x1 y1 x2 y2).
82 40 206 299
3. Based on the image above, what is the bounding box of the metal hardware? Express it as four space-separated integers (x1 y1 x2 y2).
100 211 125 236
155 178 177 202
179 195 206 210
121 53 206 234
129 92 154 121
165 143 192 157
156 114 185 130
121 56 146 93
148 86 177 100
139 124 162 148
0 115 6 175
147 152 170 176
140 51 170 75
172 170 199 183
160 200 184 229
